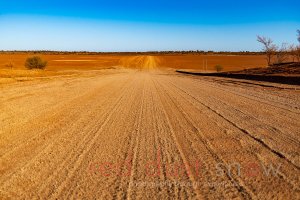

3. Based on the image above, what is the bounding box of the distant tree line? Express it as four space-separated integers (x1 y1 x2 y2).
0 50 265 56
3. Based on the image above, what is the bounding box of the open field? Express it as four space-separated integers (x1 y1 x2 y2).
0 53 269 85
0 53 122 70
0 56 299 199
156 54 268 71
0 53 267 71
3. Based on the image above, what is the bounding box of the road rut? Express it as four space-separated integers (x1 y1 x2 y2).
0 68 299 199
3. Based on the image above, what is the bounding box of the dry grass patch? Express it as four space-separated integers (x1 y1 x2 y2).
0 69 63 85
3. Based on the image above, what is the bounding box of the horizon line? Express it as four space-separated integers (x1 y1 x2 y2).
0 50 264 53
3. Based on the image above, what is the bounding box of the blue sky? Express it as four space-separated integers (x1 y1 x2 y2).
0 0 299 51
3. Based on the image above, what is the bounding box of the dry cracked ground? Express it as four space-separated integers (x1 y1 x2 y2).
0 56 300 199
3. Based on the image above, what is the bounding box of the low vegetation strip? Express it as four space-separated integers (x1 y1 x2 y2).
176 70 300 85
176 62 300 85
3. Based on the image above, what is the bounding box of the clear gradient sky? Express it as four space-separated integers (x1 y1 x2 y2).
0 0 299 51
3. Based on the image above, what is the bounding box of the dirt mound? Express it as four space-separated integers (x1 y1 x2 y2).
231 62 300 76
177 62 300 85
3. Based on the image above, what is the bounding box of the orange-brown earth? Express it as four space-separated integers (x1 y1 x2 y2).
0 53 268 84
0 55 299 199
0 53 267 71
156 54 268 71
0 53 122 70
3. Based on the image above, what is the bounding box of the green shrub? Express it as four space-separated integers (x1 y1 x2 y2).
215 64 223 72
25 56 47 69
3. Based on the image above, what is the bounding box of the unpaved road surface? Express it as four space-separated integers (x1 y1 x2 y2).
120 56 159 70
0 57 300 199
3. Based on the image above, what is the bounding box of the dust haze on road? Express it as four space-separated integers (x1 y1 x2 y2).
0 56 299 199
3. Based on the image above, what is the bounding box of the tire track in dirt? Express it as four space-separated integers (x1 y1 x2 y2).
167 76 300 169
153 77 253 199
147 80 175 199
0 65 299 199
0 74 134 198
61 74 145 199
160 76 300 193
47 77 138 199
108 79 144 199
167 76 300 148
0 75 125 157
51 91 131 199
154 82 204 198
125 76 145 200
36 77 136 198
120 56 159 70
181 75 300 113
125 74 176 199
0 74 130 176
0 73 126 152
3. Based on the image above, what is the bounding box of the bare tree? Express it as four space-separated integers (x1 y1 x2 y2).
295 30 300 61
257 35 277 66
295 45 300 62
289 44 296 62
289 44 300 62
275 43 289 64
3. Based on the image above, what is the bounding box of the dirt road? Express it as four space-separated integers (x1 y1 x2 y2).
0 57 300 199
120 56 159 70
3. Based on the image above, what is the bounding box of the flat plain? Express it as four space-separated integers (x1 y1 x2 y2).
0 54 299 199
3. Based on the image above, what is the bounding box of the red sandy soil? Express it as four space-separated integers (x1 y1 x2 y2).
0 55 299 199
0 53 268 71
156 54 268 71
